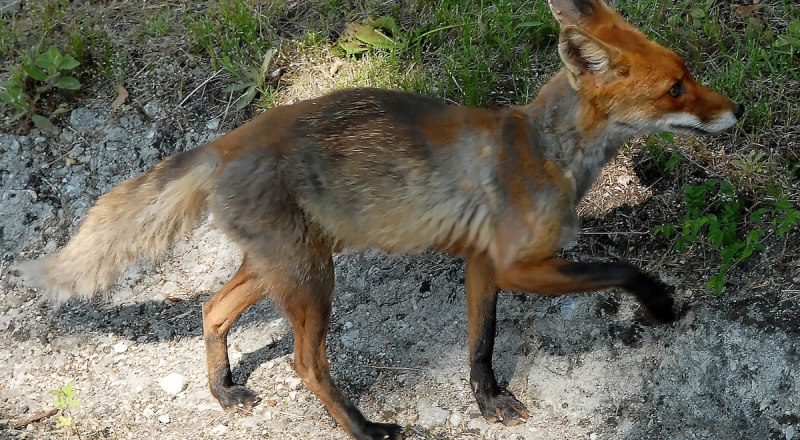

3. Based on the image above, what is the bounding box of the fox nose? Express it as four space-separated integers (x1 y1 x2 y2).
733 103 745 119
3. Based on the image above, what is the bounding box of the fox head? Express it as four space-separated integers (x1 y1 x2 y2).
548 0 744 136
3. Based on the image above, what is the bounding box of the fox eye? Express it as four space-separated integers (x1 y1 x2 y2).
667 82 683 98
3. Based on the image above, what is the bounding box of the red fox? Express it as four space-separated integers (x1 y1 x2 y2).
21 0 743 438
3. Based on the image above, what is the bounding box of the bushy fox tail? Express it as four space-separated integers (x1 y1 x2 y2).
21 148 219 302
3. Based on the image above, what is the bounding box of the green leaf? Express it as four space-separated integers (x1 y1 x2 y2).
233 86 257 110
337 18 403 55
31 114 54 131
787 20 800 36
665 153 682 172
658 131 676 144
371 16 402 40
515 20 543 29
690 8 706 19
707 274 725 294
55 76 81 90
222 81 256 94
653 225 676 238
23 63 47 81
59 55 80 71
35 53 58 73
748 207 771 223
776 35 800 49
353 24 398 49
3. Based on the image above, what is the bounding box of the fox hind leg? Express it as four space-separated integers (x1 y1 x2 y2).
202 256 265 409
273 246 404 440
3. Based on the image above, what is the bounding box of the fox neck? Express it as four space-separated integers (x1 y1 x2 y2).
520 70 639 201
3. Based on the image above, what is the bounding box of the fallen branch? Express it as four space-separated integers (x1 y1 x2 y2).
12 408 58 430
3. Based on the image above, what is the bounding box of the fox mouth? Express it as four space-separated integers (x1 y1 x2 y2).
670 124 717 136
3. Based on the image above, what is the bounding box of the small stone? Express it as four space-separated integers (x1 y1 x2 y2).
112 288 133 303
289 391 297 400
467 417 491 436
158 414 170 424
287 377 302 390
143 101 162 119
787 425 795 440
238 416 258 429
590 433 599 440
206 118 220 131
266 399 278 407
448 413 462 427
142 406 154 418
112 342 128 354
211 424 228 436
416 397 449 428
0 0 21 16
158 372 186 395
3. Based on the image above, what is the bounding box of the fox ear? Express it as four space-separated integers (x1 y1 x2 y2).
558 26 619 79
548 0 606 26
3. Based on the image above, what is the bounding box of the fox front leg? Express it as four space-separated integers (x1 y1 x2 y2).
465 254 530 425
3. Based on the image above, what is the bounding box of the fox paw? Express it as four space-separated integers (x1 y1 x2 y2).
475 389 530 426
641 280 677 324
353 421 404 440
216 385 260 411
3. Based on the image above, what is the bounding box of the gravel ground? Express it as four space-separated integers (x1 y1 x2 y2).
1 98 799 440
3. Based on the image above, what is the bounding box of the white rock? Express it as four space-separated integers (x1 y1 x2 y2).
158 414 170 424
211 424 229 436
416 397 449 428
787 425 795 440
238 416 259 430
112 342 127 354
590 433 600 440
467 417 491 436
448 413 463 427
158 372 186 395
111 288 133 303
287 377 303 390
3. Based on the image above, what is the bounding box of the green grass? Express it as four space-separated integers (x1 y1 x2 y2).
183 0 278 80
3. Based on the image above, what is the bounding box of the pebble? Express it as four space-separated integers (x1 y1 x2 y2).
143 101 162 119
415 397 449 428
787 425 795 440
158 372 186 395
467 417 491 436
112 288 133 303
158 414 170 424
286 377 303 390
211 424 229 436
112 342 128 354
69 108 104 129
238 416 259 430
590 433 599 440
448 413 462 427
